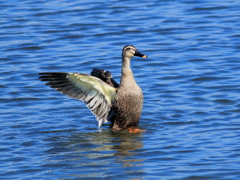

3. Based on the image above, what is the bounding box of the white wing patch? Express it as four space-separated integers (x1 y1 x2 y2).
67 73 116 106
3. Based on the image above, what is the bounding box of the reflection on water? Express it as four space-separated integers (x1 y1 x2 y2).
44 129 145 178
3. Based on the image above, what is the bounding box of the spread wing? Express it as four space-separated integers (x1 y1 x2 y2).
39 72 117 127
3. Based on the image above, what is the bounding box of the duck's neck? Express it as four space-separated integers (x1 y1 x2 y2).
120 56 136 86
122 56 131 72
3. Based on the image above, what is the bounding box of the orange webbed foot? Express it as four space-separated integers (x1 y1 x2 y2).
128 127 144 133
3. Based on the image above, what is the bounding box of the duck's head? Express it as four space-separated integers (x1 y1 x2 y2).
122 45 147 59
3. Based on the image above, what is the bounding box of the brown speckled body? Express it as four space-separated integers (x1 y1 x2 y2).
111 68 143 130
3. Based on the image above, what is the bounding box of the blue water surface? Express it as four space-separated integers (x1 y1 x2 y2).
1 0 240 179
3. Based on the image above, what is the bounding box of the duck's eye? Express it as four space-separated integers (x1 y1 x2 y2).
126 48 131 51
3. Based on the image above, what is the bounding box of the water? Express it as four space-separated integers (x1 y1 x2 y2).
1 0 240 179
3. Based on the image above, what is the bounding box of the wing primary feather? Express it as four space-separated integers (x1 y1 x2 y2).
49 82 71 88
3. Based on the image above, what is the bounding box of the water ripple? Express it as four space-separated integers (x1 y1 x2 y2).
1 0 240 179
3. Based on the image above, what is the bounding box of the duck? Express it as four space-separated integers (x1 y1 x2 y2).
39 45 147 132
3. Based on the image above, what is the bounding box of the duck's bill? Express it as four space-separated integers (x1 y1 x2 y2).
134 50 148 58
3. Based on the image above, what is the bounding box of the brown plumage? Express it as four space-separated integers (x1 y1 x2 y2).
39 45 147 130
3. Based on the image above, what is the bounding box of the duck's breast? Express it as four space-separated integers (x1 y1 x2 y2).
114 84 143 126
